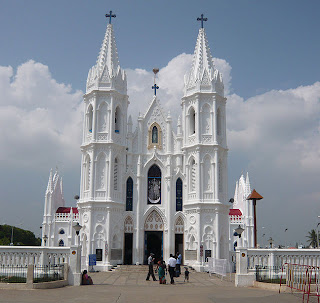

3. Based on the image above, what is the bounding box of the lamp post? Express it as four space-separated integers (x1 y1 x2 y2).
268 237 273 248
247 189 263 248
43 234 48 247
73 222 82 246
235 225 245 248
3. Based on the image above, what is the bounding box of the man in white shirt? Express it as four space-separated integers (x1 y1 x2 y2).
146 253 157 281
167 254 177 284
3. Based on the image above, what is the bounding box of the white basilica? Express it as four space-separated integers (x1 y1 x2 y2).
42 16 232 271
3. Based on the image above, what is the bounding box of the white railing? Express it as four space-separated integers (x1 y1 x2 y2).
0 247 70 266
246 248 320 270
55 213 79 222
229 216 242 224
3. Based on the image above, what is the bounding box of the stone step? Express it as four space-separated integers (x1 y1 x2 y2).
111 265 196 273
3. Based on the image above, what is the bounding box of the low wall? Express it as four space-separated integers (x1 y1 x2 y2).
0 279 68 289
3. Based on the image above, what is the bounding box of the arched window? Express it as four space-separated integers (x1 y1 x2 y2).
115 107 120 133
148 122 162 149
59 239 64 247
152 126 158 143
114 158 118 190
98 102 108 132
87 104 93 133
96 153 106 190
189 107 196 135
126 177 133 211
147 165 161 204
176 178 183 211
59 229 65 235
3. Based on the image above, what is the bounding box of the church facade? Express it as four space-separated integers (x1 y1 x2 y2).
43 17 230 271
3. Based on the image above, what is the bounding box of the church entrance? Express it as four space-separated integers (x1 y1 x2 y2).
124 233 133 264
175 234 183 257
144 231 163 264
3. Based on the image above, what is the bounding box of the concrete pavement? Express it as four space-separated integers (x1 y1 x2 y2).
0 271 303 303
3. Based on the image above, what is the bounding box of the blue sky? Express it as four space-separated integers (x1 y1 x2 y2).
0 0 320 247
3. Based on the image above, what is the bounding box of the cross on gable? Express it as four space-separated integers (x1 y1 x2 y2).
152 84 159 96
197 14 208 28
105 10 116 24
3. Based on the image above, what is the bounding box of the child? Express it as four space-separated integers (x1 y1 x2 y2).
184 267 189 282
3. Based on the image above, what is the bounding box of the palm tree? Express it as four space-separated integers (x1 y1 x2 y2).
306 229 319 248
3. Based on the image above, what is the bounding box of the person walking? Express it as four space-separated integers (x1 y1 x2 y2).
176 252 182 276
146 253 157 281
167 254 177 284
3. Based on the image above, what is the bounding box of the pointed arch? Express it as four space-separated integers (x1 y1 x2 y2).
112 234 119 249
126 177 133 211
201 103 211 135
124 216 133 233
87 104 93 133
175 215 184 234
144 209 164 231
98 102 108 132
148 122 162 149
147 164 161 204
143 206 167 230
176 178 183 211
188 106 196 136
96 152 106 190
203 155 212 193
58 239 64 247
115 106 121 133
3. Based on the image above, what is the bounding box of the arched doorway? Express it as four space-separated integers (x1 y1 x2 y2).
124 217 133 264
144 210 164 263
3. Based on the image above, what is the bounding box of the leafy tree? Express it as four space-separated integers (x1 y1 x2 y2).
0 225 41 246
306 229 319 248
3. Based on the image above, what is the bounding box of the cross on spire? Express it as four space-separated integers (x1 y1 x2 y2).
197 14 208 28
105 10 116 24
152 84 159 96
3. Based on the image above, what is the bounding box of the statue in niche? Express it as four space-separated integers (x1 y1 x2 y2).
152 126 158 143
148 178 161 204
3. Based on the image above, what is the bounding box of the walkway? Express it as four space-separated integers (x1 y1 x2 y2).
0 271 303 303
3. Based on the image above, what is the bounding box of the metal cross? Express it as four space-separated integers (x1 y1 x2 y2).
105 10 116 24
152 84 159 95
197 14 208 28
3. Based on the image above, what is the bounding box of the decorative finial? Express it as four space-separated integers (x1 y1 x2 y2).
197 14 208 28
105 10 116 24
152 68 159 95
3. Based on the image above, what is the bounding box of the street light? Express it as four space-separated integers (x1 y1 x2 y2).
43 234 48 246
73 222 82 245
235 225 245 248
268 237 273 248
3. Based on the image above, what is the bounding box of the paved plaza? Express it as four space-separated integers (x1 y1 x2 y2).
0 270 304 303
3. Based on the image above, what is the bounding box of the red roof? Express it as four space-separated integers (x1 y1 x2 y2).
229 209 242 216
56 207 78 214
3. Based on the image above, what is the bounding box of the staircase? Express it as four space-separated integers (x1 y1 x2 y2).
111 265 149 272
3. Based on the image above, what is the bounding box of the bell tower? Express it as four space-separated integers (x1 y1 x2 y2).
78 11 129 271
181 14 229 270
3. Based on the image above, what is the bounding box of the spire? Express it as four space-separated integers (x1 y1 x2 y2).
184 24 224 96
46 168 53 192
86 13 127 94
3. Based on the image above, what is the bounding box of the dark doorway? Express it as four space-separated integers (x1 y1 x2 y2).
124 233 133 265
175 234 183 262
144 231 163 264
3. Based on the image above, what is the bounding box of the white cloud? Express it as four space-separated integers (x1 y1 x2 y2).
0 60 83 170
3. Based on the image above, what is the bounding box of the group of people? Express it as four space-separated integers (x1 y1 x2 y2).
146 252 189 285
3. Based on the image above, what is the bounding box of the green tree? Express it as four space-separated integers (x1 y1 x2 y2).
306 229 319 248
0 225 41 246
